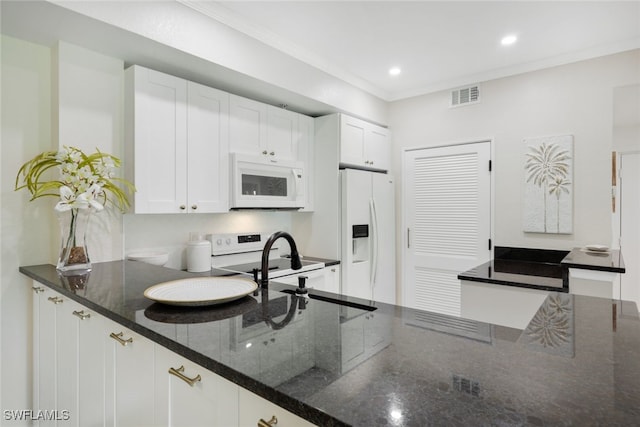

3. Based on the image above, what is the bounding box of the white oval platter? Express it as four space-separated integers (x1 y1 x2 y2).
144 276 258 307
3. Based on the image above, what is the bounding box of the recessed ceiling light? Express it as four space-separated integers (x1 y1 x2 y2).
389 67 401 76
501 34 518 46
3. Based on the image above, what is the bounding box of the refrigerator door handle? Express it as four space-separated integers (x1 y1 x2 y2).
370 198 379 290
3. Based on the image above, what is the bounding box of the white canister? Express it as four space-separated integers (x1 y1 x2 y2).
187 240 211 272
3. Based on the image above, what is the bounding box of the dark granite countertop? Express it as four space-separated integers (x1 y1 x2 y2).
20 261 640 426
459 246 626 293
459 246 569 291
561 247 626 273
458 260 567 292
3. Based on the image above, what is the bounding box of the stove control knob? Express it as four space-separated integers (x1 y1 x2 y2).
225 238 232 245
216 239 222 245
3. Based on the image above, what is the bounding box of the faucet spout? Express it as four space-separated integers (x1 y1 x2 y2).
261 231 302 288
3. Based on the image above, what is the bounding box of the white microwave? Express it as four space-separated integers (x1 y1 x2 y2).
230 153 305 209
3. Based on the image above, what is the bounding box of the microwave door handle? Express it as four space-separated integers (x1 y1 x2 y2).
291 169 304 200
291 168 297 199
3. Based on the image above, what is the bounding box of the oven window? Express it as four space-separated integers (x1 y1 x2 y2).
241 174 287 196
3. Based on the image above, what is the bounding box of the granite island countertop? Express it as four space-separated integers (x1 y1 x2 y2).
20 261 640 426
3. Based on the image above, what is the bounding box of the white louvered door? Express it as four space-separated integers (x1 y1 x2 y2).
403 142 491 316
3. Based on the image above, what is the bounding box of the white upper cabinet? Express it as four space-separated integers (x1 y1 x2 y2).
339 114 390 172
267 106 299 161
229 94 301 162
187 81 230 213
125 65 229 214
229 95 268 158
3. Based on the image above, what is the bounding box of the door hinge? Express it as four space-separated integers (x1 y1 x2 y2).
488 160 492 172
488 238 492 250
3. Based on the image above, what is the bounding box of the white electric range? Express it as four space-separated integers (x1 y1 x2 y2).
207 232 326 287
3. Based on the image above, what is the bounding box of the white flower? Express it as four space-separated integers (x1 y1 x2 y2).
82 184 105 211
55 185 88 212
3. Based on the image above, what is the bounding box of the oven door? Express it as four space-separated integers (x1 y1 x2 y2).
231 154 305 209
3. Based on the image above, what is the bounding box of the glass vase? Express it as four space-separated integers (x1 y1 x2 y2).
57 208 92 274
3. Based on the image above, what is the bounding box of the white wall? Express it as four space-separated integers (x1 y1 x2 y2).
390 50 640 257
1 35 54 422
52 0 389 125
124 212 294 270
54 41 126 263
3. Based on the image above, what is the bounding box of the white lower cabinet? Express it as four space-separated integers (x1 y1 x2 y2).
238 388 314 427
32 281 317 427
155 345 239 427
58 298 106 427
32 284 106 427
324 265 340 294
32 285 58 427
104 318 157 427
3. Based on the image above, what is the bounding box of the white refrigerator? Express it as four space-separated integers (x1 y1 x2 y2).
340 168 396 304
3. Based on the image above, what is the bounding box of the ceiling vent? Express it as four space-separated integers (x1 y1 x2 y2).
450 84 480 108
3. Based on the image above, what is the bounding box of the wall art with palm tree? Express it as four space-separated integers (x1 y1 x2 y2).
523 135 573 234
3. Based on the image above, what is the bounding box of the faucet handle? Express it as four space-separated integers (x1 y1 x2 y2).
296 276 308 294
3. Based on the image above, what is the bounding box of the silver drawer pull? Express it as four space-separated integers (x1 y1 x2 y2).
47 296 63 304
109 332 133 346
258 415 278 427
32 286 45 294
72 310 91 320
168 365 201 386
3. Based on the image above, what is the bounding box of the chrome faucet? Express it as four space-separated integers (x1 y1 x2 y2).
261 231 302 288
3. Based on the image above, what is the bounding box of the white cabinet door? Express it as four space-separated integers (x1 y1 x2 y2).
31 284 58 427
57 298 106 427
75 305 107 427
230 94 308 163
127 65 188 214
229 94 268 157
104 319 156 427
187 81 230 213
238 388 315 427
339 115 367 168
297 114 315 211
267 106 298 161
155 345 239 427
339 114 390 171
126 65 230 214
366 125 390 171
324 265 341 294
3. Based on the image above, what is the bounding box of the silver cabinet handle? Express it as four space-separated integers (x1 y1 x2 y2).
191 205 197 210
262 150 268 155
258 415 278 427
47 296 63 304
32 286 45 294
168 365 201 386
72 310 91 320
269 151 275 156
179 205 186 210
109 332 133 346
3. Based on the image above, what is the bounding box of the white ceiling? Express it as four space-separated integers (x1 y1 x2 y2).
183 1 640 101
